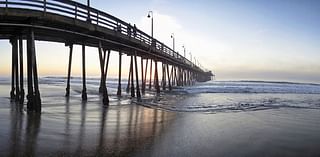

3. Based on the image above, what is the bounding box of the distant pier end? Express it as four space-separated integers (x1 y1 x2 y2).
197 71 214 82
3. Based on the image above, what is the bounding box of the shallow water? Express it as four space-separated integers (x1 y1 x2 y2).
1 78 320 156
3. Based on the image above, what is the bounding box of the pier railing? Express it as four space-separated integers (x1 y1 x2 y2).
0 0 202 71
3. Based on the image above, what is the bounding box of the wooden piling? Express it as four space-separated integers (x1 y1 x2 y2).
126 56 132 93
26 30 34 111
117 52 122 96
174 66 177 86
143 59 148 93
65 44 73 97
81 44 87 101
99 49 106 93
141 58 145 93
10 37 17 100
13 37 19 102
149 59 152 89
26 28 41 112
184 69 187 86
162 63 166 90
98 41 108 105
32 33 41 112
154 61 160 93
170 65 174 87
19 37 24 104
102 49 110 105
134 52 141 100
167 64 172 90
140 57 144 94
130 56 135 97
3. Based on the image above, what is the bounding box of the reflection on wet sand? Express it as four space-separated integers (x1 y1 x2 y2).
8 103 24 157
8 102 41 157
2 96 175 157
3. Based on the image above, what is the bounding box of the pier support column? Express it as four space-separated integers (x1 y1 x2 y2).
178 68 181 86
170 65 174 87
142 58 148 94
10 37 18 100
102 49 110 105
98 41 107 105
99 49 106 93
154 61 160 94
188 70 191 86
182 69 184 86
174 66 177 86
182 69 185 86
26 33 33 110
186 70 189 86
126 55 132 93
134 52 141 101
14 38 19 102
117 52 122 96
184 69 187 86
161 63 166 90
32 40 41 112
183 69 186 86
177 67 181 86
130 56 135 97
65 44 73 97
26 28 41 112
140 57 144 94
181 69 184 86
19 37 24 104
81 44 87 101
167 64 172 90
149 59 153 89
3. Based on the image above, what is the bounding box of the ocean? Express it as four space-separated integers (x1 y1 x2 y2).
0 77 320 156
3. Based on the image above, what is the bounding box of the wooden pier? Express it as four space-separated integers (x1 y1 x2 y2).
0 0 213 112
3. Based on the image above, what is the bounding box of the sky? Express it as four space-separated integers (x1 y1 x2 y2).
0 0 319 83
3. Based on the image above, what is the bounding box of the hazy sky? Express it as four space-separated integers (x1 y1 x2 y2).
0 0 319 83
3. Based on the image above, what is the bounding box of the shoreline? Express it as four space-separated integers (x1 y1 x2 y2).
1 81 320 156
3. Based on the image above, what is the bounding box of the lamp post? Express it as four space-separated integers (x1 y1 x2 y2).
87 0 91 21
171 33 175 51
182 45 186 58
147 11 153 38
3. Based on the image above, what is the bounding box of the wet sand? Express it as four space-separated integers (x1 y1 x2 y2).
1 83 320 157
134 108 320 157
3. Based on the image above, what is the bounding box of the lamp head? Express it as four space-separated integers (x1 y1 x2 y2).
147 11 152 18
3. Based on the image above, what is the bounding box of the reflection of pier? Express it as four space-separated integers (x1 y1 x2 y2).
5 100 175 156
0 0 213 112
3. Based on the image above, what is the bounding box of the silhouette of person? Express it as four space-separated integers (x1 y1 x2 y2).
133 24 137 37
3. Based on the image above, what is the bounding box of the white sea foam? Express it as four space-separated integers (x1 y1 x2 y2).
175 81 320 94
148 81 320 113
1 77 320 113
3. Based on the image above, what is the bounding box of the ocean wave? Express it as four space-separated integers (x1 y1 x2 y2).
174 81 320 94
140 95 320 113
1 77 320 113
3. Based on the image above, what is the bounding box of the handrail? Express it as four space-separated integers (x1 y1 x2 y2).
0 0 205 72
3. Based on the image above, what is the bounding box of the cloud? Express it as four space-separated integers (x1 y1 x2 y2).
138 11 182 47
137 12 233 69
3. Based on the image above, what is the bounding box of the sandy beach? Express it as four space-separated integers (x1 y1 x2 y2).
1 79 320 157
